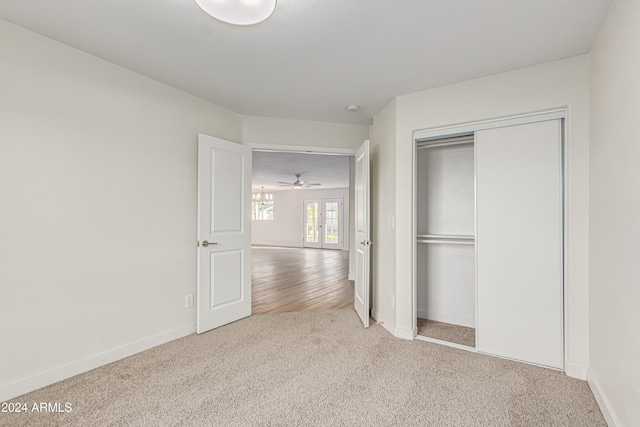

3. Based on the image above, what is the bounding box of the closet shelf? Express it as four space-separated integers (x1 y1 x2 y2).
416 234 475 245
417 240 475 245
416 234 475 240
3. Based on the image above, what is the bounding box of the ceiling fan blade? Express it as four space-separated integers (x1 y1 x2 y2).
277 182 294 185
306 183 322 186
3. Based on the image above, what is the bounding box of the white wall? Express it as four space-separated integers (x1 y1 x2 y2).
0 19 245 400
416 144 476 327
376 56 591 372
589 0 640 425
241 115 369 150
370 100 397 331
251 188 350 250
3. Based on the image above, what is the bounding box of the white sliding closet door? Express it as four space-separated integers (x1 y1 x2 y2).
476 120 563 369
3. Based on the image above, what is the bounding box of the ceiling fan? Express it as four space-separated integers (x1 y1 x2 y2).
278 174 321 189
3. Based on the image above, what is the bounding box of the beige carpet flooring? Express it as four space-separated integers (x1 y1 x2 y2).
417 318 476 348
1 309 604 427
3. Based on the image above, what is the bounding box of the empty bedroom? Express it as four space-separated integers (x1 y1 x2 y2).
1 0 638 426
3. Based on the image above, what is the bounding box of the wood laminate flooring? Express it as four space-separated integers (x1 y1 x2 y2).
252 246 353 314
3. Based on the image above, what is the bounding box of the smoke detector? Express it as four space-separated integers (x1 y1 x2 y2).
346 105 359 113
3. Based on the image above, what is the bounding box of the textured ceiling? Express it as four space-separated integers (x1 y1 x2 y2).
0 0 611 125
252 151 349 192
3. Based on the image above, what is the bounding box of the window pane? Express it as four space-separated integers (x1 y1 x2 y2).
324 202 339 244
252 193 274 220
306 202 319 243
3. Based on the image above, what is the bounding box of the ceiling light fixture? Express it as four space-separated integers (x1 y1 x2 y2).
194 0 277 26
253 186 272 204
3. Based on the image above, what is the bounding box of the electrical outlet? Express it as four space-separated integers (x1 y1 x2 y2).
185 294 194 308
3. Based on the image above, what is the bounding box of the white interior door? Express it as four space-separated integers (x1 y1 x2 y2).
476 120 563 368
197 134 252 334
354 140 371 327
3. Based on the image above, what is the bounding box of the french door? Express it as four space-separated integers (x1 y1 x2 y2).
303 198 343 250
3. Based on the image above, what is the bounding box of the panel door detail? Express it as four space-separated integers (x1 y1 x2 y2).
354 140 371 328
197 134 252 334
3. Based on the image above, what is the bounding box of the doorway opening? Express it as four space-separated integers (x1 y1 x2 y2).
196 136 370 334
250 148 355 315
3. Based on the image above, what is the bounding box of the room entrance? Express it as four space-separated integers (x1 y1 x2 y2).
249 148 355 316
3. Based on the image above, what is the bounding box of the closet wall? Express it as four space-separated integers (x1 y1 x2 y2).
416 136 475 328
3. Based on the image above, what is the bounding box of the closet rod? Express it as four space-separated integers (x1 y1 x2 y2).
416 134 474 147
416 234 475 240
416 140 474 149
416 240 475 245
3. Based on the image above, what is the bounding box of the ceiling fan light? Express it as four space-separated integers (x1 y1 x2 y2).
194 0 277 26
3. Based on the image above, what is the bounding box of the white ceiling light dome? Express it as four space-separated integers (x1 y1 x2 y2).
195 0 277 26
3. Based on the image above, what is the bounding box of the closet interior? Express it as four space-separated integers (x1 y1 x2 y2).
416 134 476 348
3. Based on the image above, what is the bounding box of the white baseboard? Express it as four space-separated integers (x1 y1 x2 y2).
564 362 588 380
394 325 416 340
0 323 196 403
371 309 396 337
416 309 475 328
588 372 621 427
371 310 415 340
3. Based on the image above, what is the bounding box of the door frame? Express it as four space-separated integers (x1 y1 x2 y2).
411 109 569 370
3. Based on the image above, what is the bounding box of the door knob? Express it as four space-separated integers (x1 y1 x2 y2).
201 240 218 247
